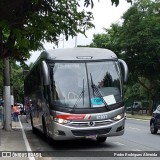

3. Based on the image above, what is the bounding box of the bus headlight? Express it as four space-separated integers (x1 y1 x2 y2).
54 118 70 124
112 113 124 121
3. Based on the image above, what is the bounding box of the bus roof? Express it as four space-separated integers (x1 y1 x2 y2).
40 48 117 61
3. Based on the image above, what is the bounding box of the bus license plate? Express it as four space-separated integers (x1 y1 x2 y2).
86 135 97 139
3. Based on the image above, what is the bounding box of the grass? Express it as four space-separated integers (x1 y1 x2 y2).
126 113 151 120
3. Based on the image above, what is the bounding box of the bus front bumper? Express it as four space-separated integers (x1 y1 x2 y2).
50 118 125 140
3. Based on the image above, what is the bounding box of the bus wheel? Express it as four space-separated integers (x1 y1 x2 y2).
96 137 107 143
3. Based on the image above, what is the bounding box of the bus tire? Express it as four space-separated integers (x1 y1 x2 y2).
96 137 107 143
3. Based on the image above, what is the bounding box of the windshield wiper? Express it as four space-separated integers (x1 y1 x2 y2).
90 73 110 111
71 79 85 113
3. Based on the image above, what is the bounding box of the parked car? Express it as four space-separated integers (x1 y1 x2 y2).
150 105 160 134
126 102 142 112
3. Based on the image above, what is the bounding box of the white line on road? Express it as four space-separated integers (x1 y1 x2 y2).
19 117 35 160
131 149 142 151
113 142 125 146
128 127 141 131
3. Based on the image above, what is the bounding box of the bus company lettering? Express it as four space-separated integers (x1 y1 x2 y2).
96 114 107 120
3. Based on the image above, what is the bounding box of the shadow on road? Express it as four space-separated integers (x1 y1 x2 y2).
25 128 115 151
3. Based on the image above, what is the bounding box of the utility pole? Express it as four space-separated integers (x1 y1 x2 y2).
0 27 12 131
3 57 11 131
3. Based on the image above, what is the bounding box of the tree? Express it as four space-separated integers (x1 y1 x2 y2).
89 24 121 56
0 0 95 61
119 0 160 115
90 33 109 48
84 0 132 7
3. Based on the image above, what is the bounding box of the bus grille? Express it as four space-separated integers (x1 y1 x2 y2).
71 128 111 136
67 120 113 127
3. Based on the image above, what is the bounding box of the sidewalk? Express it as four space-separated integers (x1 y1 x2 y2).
0 118 29 160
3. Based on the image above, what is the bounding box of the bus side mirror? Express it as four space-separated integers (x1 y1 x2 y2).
118 59 128 83
42 61 50 85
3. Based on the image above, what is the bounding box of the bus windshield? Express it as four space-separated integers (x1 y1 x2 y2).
50 61 122 109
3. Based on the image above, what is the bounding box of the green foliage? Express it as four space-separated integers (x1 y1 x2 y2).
121 0 160 114
90 33 110 48
89 24 122 56
120 0 160 78
125 77 149 101
0 0 95 62
0 0 133 63
10 62 24 103
84 0 132 7
0 60 24 102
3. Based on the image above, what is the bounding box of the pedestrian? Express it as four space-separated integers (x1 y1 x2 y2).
0 102 4 127
12 103 19 122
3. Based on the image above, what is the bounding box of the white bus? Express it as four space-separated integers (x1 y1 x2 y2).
24 48 128 143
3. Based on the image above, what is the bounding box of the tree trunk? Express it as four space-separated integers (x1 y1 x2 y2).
3 57 12 131
148 88 153 116
148 81 153 116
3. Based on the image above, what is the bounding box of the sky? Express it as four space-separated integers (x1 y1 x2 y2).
26 0 131 64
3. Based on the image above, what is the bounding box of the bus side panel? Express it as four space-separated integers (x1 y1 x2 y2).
25 62 46 133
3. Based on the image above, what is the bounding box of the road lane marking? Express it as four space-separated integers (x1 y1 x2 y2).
131 149 142 151
19 117 35 160
128 127 141 131
113 142 125 146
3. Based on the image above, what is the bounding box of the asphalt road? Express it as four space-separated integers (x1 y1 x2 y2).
20 116 160 160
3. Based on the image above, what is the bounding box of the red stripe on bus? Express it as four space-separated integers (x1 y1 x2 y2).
55 114 86 120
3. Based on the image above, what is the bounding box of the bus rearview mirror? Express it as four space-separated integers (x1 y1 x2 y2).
42 61 50 85
118 59 128 83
